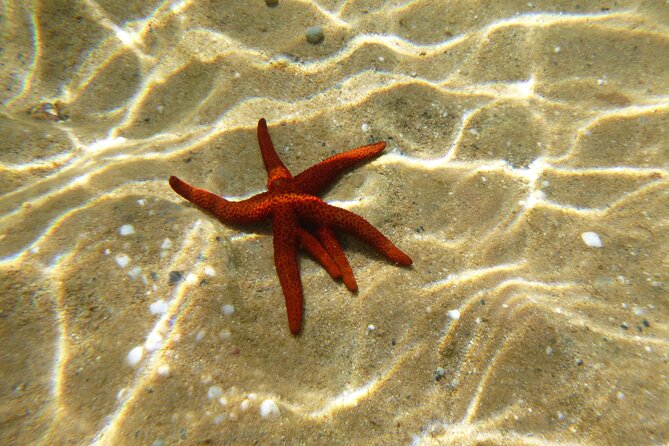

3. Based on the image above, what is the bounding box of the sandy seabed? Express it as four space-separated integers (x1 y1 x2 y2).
1 1 668 445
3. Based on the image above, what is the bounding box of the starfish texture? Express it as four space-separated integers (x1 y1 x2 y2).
169 118 412 334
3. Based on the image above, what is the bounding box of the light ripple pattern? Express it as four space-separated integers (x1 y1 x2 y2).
0 0 668 445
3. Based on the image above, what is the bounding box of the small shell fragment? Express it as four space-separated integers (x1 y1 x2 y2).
30 102 66 121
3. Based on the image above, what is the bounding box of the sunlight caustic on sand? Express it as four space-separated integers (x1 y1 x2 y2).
1 1 668 445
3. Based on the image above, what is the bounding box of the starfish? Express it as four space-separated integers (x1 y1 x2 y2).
169 118 412 334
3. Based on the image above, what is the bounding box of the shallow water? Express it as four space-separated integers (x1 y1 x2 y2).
1 1 668 445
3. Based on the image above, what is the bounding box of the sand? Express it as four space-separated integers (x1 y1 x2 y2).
1 1 668 445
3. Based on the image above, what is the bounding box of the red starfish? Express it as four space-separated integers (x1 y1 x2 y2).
169 118 412 334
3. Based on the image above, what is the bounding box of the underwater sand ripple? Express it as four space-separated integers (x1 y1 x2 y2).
1 1 668 445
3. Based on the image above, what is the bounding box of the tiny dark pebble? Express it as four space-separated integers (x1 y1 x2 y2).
620 322 629 330
576 358 584 366
642 319 650 328
480 299 486 305
169 270 184 284
306 26 324 44
434 367 446 381
265 0 278 6
391 338 396 346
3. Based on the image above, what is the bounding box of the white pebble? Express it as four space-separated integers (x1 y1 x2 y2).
361 123 370 132
553 46 561 53
150 299 168 315
240 399 250 411
448 309 460 320
204 266 216 276
156 320 170 336
222 304 235 316
219 396 228 406
259 399 281 418
208 386 223 399
157 364 170 377
186 273 198 284
115 254 130 268
367 324 376 332
581 231 603 248
144 332 163 352
137 199 146 206
161 238 172 249
127 346 144 366
119 224 135 236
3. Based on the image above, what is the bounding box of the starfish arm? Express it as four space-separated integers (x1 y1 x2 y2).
315 226 358 292
295 199 413 266
293 141 386 195
257 118 293 187
272 204 304 335
169 176 273 224
297 229 342 280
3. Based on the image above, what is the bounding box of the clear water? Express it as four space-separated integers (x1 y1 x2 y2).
1 1 668 445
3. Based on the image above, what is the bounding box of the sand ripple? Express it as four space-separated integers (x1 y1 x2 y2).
1 1 668 445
